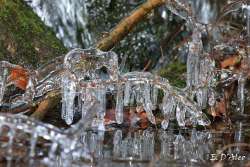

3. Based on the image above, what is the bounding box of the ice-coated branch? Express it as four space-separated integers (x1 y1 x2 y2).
0 48 210 129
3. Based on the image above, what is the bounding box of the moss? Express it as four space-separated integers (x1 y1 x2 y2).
158 60 186 88
0 0 67 67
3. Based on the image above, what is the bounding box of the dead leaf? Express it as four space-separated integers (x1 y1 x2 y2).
220 55 241 69
8 67 29 90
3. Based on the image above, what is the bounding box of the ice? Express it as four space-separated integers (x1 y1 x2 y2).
161 94 175 129
0 67 8 104
186 25 202 88
115 84 124 124
173 134 185 160
151 86 158 109
245 5 250 44
95 86 106 129
61 72 77 125
176 104 186 127
30 133 38 157
196 88 208 109
237 74 246 113
186 23 215 109
143 83 156 124
124 81 131 106
113 130 122 157
6 129 15 158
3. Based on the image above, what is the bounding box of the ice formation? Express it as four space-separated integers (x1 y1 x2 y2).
186 23 216 110
0 48 210 131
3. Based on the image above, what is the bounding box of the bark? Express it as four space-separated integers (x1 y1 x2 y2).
96 0 166 51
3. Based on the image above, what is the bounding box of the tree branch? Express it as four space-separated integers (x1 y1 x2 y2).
96 0 166 51
31 0 166 120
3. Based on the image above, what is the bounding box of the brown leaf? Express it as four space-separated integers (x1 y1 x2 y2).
220 55 241 69
8 67 29 90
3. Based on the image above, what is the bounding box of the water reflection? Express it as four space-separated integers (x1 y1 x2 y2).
0 123 249 167
76 126 249 167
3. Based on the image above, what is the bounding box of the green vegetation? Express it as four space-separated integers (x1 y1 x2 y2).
158 60 186 88
0 0 67 67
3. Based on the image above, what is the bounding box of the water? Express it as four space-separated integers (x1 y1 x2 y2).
0 122 249 167
24 0 92 48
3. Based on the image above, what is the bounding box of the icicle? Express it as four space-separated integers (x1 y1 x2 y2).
196 88 208 109
208 90 215 107
0 67 8 104
186 25 203 88
135 84 144 105
115 84 124 124
173 134 185 160
143 83 156 124
237 74 246 114
151 86 158 109
124 81 131 106
23 77 36 102
161 94 176 129
113 130 122 157
61 72 77 125
30 133 38 157
186 52 195 88
7 129 15 158
48 142 58 160
95 86 106 131
176 104 186 127
246 5 250 46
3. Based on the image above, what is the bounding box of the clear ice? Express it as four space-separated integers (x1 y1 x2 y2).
237 74 246 113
